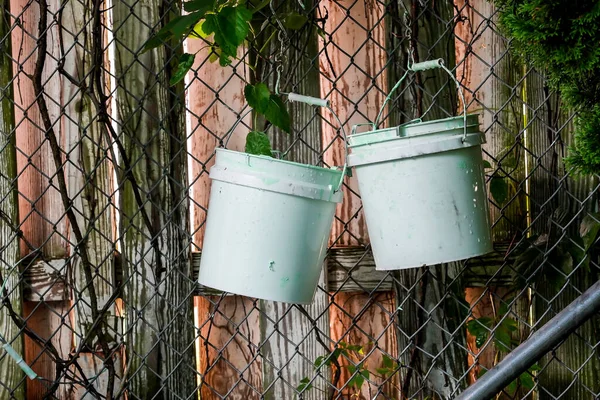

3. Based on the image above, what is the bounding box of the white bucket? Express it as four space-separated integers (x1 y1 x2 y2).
198 148 343 303
348 114 493 270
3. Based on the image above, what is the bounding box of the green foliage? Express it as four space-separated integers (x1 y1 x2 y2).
244 84 291 133
295 377 313 392
145 0 303 155
170 53 195 85
494 0 600 174
478 364 540 396
201 6 253 66
245 131 272 156
490 175 509 205
467 300 518 352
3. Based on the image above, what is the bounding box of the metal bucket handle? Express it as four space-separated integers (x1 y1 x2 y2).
374 58 469 142
222 93 348 193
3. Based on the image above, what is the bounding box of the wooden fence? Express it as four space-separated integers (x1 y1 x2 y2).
0 0 598 399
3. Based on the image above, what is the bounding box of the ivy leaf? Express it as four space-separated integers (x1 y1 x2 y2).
490 175 508 205
203 5 252 66
466 317 492 348
245 131 272 156
170 53 195 85
296 377 313 392
284 12 308 30
482 160 493 169
580 212 600 251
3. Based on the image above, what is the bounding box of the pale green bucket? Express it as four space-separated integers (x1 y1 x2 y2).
348 114 493 270
198 148 343 304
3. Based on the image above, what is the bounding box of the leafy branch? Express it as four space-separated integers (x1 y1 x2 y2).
144 0 311 155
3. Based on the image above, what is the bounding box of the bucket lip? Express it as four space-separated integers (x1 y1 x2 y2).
347 132 483 167
216 148 340 175
211 148 343 203
348 113 480 148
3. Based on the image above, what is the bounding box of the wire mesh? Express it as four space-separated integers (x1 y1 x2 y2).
0 0 598 399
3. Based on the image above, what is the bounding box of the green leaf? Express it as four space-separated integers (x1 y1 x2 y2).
345 344 363 353
346 364 369 389
580 212 600 251
284 12 308 30
170 53 195 85
183 0 215 13
505 379 518 397
314 355 325 369
483 160 493 169
490 176 508 205
244 84 291 133
245 83 271 113
520 371 535 391
264 95 291 133
467 317 492 348
250 0 271 13
144 12 204 52
203 5 252 66
381 354 394 369
245 131 272 156
494 325 513 352
296 377 313 392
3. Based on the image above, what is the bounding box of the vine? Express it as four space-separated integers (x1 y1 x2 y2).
144 0 311 155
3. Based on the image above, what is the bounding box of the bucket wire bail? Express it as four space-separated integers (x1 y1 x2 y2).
373 10 468 142
375 58 469 142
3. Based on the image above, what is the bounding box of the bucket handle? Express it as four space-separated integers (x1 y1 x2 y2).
374 58 469 142
222 93 348 193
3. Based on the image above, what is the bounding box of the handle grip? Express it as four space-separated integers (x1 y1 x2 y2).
410 59 444 72
288 93 330 108
3 342 38 380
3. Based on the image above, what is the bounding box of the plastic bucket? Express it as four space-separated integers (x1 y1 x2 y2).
347 114 493 270
198 148 343 303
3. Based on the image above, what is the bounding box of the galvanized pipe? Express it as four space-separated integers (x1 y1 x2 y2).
456 279 600 400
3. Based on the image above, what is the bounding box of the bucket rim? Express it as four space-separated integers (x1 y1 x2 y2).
216 148 341 175
211 148 344 203
348 113 481 148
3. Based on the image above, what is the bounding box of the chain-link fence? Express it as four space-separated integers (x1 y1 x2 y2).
0 0 598 398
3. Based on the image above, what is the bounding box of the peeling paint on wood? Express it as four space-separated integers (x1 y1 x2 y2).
319 0 387 246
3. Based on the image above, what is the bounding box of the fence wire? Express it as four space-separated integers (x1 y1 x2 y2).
0 0 598 399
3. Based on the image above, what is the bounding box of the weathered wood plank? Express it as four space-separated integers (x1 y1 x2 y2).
186 25 259 399
329 292 399 399
61 0 119 393
22 301 72 399
28 247 517 300
10 0 73 396
0 0 24 394
113 0 195 397
195 295 262 400
62 0 115 320
319 0 387 247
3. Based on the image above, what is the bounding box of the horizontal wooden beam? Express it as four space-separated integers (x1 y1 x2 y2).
23 244 515 301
